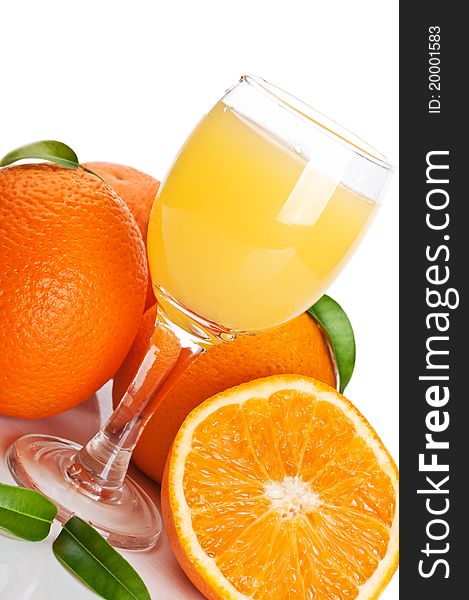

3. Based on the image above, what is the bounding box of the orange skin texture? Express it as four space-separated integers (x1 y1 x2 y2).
84 162 160 309
113 304 336 483
0 163 147 418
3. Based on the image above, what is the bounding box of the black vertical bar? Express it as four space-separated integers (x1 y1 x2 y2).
400 3 466 596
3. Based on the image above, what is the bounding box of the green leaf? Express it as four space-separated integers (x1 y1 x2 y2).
0 140 80 170
0 482 57 541
53 517 151 600
308 295 356 393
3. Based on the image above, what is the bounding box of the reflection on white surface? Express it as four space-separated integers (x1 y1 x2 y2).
0 382 203 600
0 565 9 594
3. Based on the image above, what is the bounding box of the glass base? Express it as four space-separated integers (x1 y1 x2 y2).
6 434 162 551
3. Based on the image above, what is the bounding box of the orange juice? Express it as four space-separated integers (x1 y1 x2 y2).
148 101 377 333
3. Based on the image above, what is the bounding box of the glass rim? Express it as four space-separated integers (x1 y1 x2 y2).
240 74 394 172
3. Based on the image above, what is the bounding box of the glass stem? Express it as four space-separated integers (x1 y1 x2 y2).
66 308 204 501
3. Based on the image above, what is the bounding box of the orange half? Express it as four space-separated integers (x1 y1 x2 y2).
162 375 399 599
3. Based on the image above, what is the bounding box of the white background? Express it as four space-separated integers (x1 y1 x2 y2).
1 1 398 598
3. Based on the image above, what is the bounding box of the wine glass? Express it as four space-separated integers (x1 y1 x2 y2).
7 75 393 550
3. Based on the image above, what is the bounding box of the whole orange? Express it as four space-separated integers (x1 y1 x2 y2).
113 304 336 483
84 162 160 309
0 163 147 419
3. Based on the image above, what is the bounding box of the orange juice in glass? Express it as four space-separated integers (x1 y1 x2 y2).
148 100 378 333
